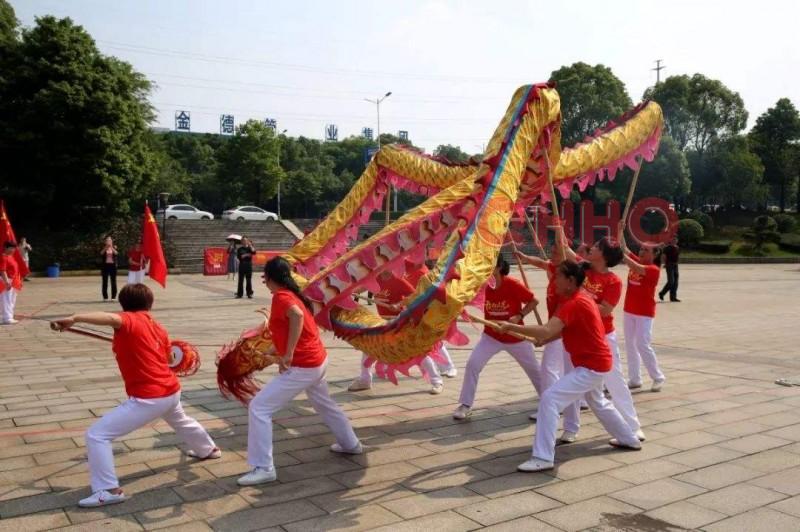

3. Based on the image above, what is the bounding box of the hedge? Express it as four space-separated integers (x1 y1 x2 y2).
779 233 800 253
696 240 732 253
774 214 797 233
677 219 704 247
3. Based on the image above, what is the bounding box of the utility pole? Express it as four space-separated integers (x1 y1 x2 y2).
365 91 392 224
653 59 666 84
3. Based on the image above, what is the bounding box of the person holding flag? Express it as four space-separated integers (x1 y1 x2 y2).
141 204 168 288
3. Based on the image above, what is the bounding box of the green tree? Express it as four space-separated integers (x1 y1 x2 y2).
549 62 632 147
632 135 691 203
0 15 156 229
644 74 748 154
0 0 16 44
744 215 781 254
215 119 284 209
748 98 800 211
433 144 470 163
709 136 767 208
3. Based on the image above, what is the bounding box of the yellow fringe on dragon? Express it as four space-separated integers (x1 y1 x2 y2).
217 82 664 403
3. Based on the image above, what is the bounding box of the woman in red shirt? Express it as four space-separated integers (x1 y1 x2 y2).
1 241 22 325
499 261 641 472
452 255 542 420
619 222 666 392
238 257 361 486
51 284 219 508
348 269 446 394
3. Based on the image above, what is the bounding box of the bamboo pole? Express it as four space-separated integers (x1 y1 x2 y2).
508 237 544 325
621 155 644 229
463 312 539 343
541 146 566 263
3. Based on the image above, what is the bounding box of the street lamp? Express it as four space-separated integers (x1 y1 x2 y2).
365 92 392 222
276 129 287 220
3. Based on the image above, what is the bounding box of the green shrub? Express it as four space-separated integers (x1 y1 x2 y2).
687 211 714 232
677 219 704 247
779 233 800 253
696 240 732 253
774 214 797 233
743 215 781 255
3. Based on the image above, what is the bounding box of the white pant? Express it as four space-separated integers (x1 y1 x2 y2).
532 366 640 462
86 391 215 492
359 352 444 386
127 270 145 284
624 312 665 384
248 363 358 470
437 345 456 373
1 287 16 322
563 332 640 433
540 339 565 393
458 333 542 407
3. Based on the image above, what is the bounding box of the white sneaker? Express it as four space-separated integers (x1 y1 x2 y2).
330 442 364 455
628 381 643 390
430 383 444 395
651 378 666 392
517 457 554 472
442 367 458 378
452 404 472 420
186 447 222 460
78 489 128 508
636 429 647 442
348 378 372 392
1 319 19 325
237 467 277 486
609 438 642 451
557 430 577 444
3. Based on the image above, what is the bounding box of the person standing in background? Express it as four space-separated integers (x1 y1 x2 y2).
236 237 255 299
227 240 238 280
659 236 680 302
101 236 118 301
1 241 22 324
18 237 31 281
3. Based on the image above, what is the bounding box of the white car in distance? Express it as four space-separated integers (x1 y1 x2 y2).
222 206 279 221
158 204 214 220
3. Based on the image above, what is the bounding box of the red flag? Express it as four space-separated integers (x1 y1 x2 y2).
0 200 30 278
142 204 167 288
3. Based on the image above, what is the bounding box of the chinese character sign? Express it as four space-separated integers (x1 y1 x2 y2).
175 111 191 132
220 114 235 135
361 127 373 140
264 118 277 131
325 124 338 142
398 130 409 141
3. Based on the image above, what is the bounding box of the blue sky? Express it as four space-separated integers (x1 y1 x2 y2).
11 0 800 153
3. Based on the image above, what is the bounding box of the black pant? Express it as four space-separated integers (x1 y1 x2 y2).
101 264 117 300
237 268 253 297
659 264 679 301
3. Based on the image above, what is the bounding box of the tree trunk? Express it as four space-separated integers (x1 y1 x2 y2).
796 175 800 215
779 180 785 212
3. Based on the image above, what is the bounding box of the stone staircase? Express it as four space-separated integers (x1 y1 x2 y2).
163 219 300 273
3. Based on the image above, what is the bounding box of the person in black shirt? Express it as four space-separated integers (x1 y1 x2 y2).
236 237 256 298
658 236 680 302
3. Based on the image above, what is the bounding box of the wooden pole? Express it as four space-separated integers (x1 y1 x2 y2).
463 312 539 343
523 210 547 259
541 146 566 263
508 237 543 325
621 155 644 229
50 323 113 342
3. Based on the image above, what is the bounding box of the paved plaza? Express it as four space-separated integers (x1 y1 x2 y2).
1 264 800 531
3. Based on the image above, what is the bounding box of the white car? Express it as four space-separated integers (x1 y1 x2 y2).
158 204 214 220
222 206 279 221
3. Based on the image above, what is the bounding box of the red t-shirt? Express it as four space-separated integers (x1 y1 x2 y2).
112 312 180 398
128 250 144 272
624 262 661 318
374 275 414 318
484 276 535 344
582 269 622 334
269 289 327 367
555 290 612 372
0 254 22 291
545 261 560 318
404 261 429 287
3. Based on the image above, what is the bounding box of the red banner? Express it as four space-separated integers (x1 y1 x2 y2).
204 247 228 276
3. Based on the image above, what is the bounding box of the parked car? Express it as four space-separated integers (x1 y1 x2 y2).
157 204 214 220
222 206 279 221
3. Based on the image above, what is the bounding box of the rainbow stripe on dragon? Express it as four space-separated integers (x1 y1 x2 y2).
217 83 664 403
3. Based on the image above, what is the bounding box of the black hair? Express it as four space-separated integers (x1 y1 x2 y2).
558 260 590 287
3 241 16 249
495 254 510 276
118 283 154 311
595 237 623 268
264 256 312 310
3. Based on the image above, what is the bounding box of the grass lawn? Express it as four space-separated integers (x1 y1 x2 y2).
683 241 800 259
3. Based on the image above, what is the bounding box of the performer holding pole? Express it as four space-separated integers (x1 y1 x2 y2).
453 255 543 420
239 257 361 486
51 284 220 508
497 261 642 472
618 221 667 392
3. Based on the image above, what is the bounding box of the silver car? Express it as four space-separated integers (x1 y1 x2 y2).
222 206 279 221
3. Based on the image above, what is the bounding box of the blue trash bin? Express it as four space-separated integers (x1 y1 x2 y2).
46 265 60 278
